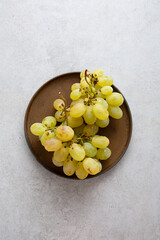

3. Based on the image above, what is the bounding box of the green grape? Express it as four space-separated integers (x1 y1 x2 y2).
94 97 108 109
92 135 109 148
96 118 110 128
70 98 84 107
69 143 85 161
74 123 85 136
97 76 113 87
93 68 104 78
83 124 99 137
42 116 57 129
108 105 123 119
83 158 102 175
55 110 65 122
80 70 92 79
68 115 83 128
30 123 47 136
52 157 64 167
56 126 74 141
63 158 77 176
44 138 62 152
95 91 106 98
70 89 82 100
83 142 97 157
83 105 96 125
96 147 111 160
71 83 81 91
75 162 88 179
40 130 55 146
53 145 69 162
106 93 124 106
101 86 113 96
92 103 109 120
80 77 91 88
70 102 87 118
53 99 65 111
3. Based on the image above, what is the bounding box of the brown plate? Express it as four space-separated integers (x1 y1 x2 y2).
24 72 132 179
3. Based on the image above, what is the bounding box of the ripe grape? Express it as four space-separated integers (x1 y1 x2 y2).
44 138 62 152
97 76 113 87
69 143 85 161
68 115 83 128
40 130 55 146
71 83 81 91
83 124 99 137
55 110 65 122
53 145 69 162
96 91 106 99
70 98 84 107
94 97 108 109
70 89 82 100
52 157 64 167
75 162 88 179
93 68 104 78
80 77 91 88
92 135 109 148
42 116 57 129
101 86 113 96
83 142 97 157
106 92 124 106
96 147 111 160
96 118 110 128
83 158 102 175
74 123 85 136
83 105 96 125
63 158 77 176
30 123 47 136
70 102 87 118
108 105 123 119
92 103 109 120
53 99 65 111
56 125 74 141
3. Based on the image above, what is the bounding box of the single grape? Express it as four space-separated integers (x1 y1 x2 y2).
93 69 104 78
53 145 69 162
92 135 109 148
83 124 99 137
83 105 96 125
106 92 124 106
63 158 77 176
83 142 97 157
83 158 102 175
95 91 106 99
68 115 83 128
75 162 88 179
70 98 84 107
42 116 57 129
30 123 47 136
97 76 113 87
53 99 65 111
92 103 109 120
70 102 87 118
71 83 81 91
74 123 86 136
70 89 82 100
108 106 123 119
44 138 62 152
96 147 111 160
94 97 108 109
55 110 65 122
40 130 55 146
69 143 85 161
101 86 113 96
52 157 64 167
56 126 74 141
96 118 110 128
80 77 91 88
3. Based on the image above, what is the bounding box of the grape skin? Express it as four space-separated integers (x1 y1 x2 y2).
101 86 113 96
42 116 57 129
71 83 81 91
83 124 99 137
30 123 47 136
108 105 123 119
76 162 88 179
97 76 113 87
96 147 111 160
83 142 97 157
70 102 87 118
96 118 110 128
92 103 109 120
53 99 65 111
40 130 55 146
69 143 85 161
53 146 69 162
55 111 65 122
70 89 82 100
83 105 96 125
44 138 62 152
83 158 102 175
106 93 124 106
63 158 77 176
68 115 83 128
52 157 64 167
56 126 74 141
93 69 104 78
92 136 109 148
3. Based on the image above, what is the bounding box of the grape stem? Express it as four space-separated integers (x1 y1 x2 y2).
59 92 68 126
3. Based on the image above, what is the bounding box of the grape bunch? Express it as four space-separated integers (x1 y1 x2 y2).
30 69 124 179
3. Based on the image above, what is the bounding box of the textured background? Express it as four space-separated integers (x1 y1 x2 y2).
0 0 160 239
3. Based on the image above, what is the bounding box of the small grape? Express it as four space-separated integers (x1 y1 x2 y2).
93 69 104 78
53 145 69 162
92 103 109 120
55 110 65 122
75 162 88 179
63 158 77 176
96 118 110 128
101 86 113 96
56 126 74 141
97 76 113 87
74 123 85 136
106 93 124 106
94 97 108 109
71 83 81 91
70 89 82 100
83 124 99 137
70 102 87 118
70 98 84 107
53 99 65 111
83 142 97 157
44 138 62 152
40 130 55 146
96 147 111 160
30 123 47 136
69 143 85 161
80 77 91 88
108 105 123 119
83 158 102 175
42 116 57 129
83 105 96 125
92 135 109 148
52 157 64 167
68 115 83 128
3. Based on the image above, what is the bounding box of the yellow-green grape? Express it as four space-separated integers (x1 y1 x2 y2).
68 115 83 128
92 135 109 148
96 147 111 160
70 98 84 107
70 102 87 118
97 76 113 87
75 162 88 179
52 157 64 167
106 93 124 106
94 97 108 109
108 106 123 119
63 158 77 176
83 124 99 137
71 83 81 91
80 70 92 79
93 68 104 78
96 118 110 128
44 138 62 152
101 86 113 96
74 123 85 136
83 105 96 125
56 125 74 141
83 142 97 157
42 116 57 129
70 89 82 100
55 110 65 122
83 158 102 175
40 130 55 146
96 91 106 98
92 103 109 120
53 99 65 111
69 143 85 161
80 77 91 88
95 83 101 91
30 123 47 136
53 145 69 162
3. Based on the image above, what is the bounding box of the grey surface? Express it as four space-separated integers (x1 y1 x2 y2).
0 0 160 239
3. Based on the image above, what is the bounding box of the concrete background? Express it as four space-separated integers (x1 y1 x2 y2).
0 0 160 239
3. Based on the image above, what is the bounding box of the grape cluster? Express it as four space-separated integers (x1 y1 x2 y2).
30 69 124 179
